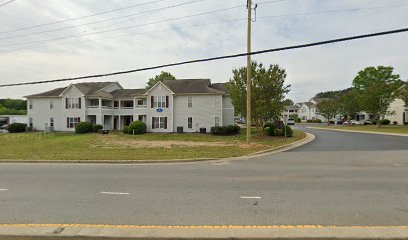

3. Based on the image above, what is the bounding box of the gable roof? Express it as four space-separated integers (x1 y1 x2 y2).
111 89 147 98
73 82 116 95
162 79 225 94
285 105 300 111
25 87 67 98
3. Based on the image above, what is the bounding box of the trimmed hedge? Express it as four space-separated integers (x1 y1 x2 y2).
7 123 27 133
210 125 240 135
122 126 130 134
75 121 93 134
128 121 147 134
306 119 322 123
380 119 390 125
264 123 293 137
92 124 103 133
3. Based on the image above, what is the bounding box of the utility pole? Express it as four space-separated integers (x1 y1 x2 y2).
246 0 252 144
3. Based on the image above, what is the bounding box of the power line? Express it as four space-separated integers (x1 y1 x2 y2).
0 0 166 34
1 27 407 88
258 4 408 19
0 4 245 48
0 0 16 8
2 2 407 51
0 0 208 40
3 18 247 53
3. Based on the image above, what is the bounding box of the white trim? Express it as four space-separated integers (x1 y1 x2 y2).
59 84 84 97
144 81 175 95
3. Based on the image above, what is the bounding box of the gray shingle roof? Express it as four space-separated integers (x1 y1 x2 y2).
25 87 67 97
210 83 230 94
162 79 225 94
74 82 116 95
111 89 147 98
285 105 300 111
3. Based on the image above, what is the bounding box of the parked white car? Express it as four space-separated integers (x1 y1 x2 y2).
287 118 295 125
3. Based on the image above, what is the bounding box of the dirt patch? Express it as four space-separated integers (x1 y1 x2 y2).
91 134 254 149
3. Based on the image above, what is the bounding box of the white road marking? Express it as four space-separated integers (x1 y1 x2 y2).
0 189 8 191
240 196 261 199
100 192 130 195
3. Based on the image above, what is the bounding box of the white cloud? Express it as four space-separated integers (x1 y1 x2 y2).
0 0 407 102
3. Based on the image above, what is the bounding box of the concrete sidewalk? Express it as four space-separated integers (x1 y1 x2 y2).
0 225 407 239
307 126 408 137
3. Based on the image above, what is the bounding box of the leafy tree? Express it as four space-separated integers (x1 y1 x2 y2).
0 98 27 114
352 66 402 126
315 88 352 98
145 71 176 89
283 99 294 106
227 61 290 135
317 99 338 125
337 90 361 123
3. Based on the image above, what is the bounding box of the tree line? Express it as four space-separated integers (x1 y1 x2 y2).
0 99 27 115
317 66 408 125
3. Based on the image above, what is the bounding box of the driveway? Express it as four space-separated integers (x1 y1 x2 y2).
0 126 407 226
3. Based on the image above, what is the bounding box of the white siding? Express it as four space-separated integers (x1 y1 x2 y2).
146 83 173 133
386 98 406 124
61 85 86 131
173 94 223 133
222 95 234 126
27 98 63 131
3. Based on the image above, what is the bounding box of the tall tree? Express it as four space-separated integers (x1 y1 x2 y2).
317 99 338 125
352 66 401 126
337 90 361 123
227 61 290 135
283 99 294 106
145 71 176 89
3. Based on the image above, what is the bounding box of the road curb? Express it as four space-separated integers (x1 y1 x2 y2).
0 225 406 239
307 126 408 137
0 132 314 164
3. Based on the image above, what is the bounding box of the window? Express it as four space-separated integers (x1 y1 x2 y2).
49 100 53 109
188 97 192 108
154 117 166 129
137 99 143 105
67 117 80 128
156 96 166 108
29 100 33 109
215 117 220 127
50 117 54 127
214 96 220 108
188 117 193 128
29 117 33 127
66 98 80 109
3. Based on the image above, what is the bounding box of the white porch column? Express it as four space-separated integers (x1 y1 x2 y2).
118 115 121 130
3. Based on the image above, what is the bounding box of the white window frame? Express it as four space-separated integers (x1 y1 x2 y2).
50 117 54 127
214 117 220 127
67 98 79 109
188 117 193 129
156 96 166 108
154 117 165 129
188 97 192 108
68 117 79 128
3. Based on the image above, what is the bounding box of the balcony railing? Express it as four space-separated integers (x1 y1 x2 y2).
135 105 147 108
87 105 99 108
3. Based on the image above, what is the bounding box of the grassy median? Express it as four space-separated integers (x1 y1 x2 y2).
319 125 408 135
0 129 306 161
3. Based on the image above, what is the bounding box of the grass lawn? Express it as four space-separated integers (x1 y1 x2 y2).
0 129 306 161
319 125 408 135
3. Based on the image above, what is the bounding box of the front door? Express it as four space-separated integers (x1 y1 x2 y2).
113 117 118 130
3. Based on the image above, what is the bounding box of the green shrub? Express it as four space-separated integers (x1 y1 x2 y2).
380 119 390 125
263 122 274 129
122 126 130 134
404 122 408 125
7 123 26 133
265 124 277 136
92 124 103 133
75 121 93 134
392 121 398 125
210 125 240 135
371 120 377 125
296 118 301 123
284 125 293 137
128 121 147 134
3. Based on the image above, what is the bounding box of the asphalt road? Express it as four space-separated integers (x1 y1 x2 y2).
0 126 407 226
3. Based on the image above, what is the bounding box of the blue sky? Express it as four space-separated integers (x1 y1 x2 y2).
0 0 407 102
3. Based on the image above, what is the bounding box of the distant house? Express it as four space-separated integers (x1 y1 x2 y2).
297 98 331 122
385 98 407 124
282 104 299 118
25 79 234 132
